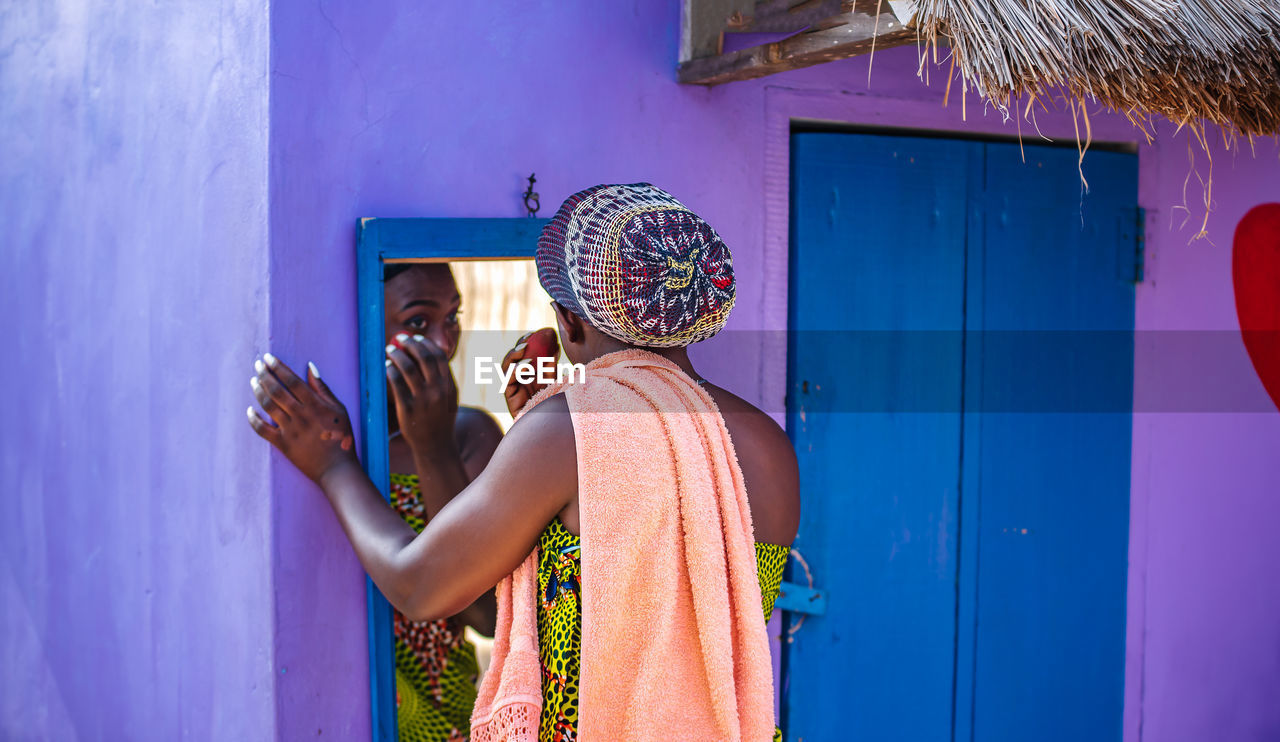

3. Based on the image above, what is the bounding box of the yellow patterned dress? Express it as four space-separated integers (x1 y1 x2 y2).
536 518 790 742
390 473 481 742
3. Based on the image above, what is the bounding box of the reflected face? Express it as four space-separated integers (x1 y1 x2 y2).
384 264 462 360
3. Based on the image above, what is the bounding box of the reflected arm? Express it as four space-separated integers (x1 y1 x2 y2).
439 407 505 635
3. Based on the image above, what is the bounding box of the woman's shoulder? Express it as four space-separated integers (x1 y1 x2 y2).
704 385 794 459
455 404 505 478
705 384 800 547
455 404 500 432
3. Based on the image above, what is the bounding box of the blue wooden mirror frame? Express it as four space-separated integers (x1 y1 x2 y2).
354 217 548 742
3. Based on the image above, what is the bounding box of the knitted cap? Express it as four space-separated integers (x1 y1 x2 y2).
536 183 736 348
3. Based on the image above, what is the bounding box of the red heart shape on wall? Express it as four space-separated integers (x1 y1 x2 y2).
1232 203 1280 412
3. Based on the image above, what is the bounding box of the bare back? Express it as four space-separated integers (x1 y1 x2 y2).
702 383 801 547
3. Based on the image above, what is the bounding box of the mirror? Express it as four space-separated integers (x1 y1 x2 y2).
448 260 560 432
356 218 548 742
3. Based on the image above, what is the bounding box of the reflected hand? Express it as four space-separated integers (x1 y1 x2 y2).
247 354 358 484
386 333 459 456
501 328 560 417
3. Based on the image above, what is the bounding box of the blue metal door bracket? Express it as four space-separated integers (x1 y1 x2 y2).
776 581 827 615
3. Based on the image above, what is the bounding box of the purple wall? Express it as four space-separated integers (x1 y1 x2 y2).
1128 140 1280 741
0 1 275 739
2 0 1275 739
269 2 1280 740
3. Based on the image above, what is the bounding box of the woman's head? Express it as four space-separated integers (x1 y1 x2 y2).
384 263 462 360
535 183 735 362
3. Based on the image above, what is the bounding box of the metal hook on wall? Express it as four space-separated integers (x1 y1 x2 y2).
522 173 540 217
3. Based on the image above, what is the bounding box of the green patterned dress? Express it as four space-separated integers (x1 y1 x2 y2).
536 517 790 742
390 473 481 742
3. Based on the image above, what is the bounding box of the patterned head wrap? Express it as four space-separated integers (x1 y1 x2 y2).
536 183 736 348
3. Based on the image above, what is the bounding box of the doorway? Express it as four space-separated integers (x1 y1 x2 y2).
783 131 1137 741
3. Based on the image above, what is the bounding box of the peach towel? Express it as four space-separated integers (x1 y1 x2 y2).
470 349 775 742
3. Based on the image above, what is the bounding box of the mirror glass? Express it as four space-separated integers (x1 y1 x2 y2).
379 256 555 739
447 260 559 431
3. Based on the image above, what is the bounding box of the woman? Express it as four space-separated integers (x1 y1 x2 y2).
383 262 501 742
249 184 800 741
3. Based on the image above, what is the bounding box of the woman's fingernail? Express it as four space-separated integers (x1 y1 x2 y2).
246 406 256 423
513 342 528 353
250 377 261 392
413 334 425 342
254 359 265 375
395 333 409 342
385 359 392 368
264 352 279 368
385 344 396 355
308 361 321 379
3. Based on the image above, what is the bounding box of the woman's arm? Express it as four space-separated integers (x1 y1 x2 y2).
389 399 574 619
390 336 509 634
249 354 576 622
385 335 471 521
452 409 505 635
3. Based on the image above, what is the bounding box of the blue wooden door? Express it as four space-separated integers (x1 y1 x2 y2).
784 132 1135 742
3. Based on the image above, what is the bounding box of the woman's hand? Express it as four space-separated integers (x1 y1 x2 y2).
501 328 560 417
386 333 459 458
247 354 358 484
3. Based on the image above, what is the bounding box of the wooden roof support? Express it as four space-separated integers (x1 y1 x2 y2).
679 0 915 86
682 0 758 61
727 0 849 33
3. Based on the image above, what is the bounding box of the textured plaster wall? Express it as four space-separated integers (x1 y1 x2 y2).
0 1 274 739
1127 136 1280 742
268 2 1279 739
267 2 764 737
0 0 1274 739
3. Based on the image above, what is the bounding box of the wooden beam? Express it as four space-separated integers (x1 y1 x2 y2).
682 0 757 62
728 0 848 33
678 7 914 86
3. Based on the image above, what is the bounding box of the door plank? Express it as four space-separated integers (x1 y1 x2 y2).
962 142 1134 742
785 132 973 741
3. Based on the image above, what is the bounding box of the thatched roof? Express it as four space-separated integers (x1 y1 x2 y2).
908 0 1280 139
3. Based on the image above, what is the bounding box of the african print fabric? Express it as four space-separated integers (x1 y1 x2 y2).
535 518 789 742
390 473 480 742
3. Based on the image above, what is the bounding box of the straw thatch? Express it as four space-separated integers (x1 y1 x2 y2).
909 0 1280 139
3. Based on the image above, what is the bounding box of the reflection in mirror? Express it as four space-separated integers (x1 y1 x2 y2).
380 257 555 742
449 260 559 432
